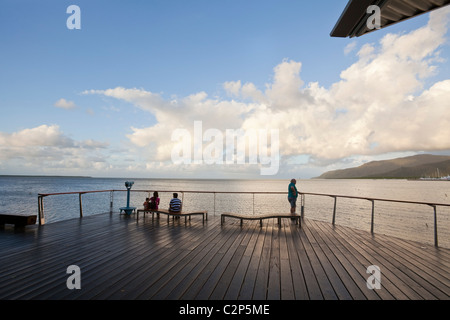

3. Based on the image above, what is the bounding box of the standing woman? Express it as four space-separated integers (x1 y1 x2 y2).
288 179 298 215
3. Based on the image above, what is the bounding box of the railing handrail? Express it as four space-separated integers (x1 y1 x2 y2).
299 191 450 207
37 189 450 207
38 189 115 197
37 189 450 246
38 190 287 196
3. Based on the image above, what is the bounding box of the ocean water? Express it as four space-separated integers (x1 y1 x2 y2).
0 176 449 248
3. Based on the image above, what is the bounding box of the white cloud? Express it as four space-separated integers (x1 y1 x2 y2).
23 7 449 178
0 125 111 175
82 88 165 113
0 125 74 148
78 139 109 149
344 41 357 55
223 80 242 97
82 7 450 178
54 98 76 110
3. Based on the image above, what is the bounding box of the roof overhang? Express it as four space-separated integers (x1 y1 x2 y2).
331 0 450 38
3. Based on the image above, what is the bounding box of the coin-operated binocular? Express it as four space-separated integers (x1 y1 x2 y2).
120 181 136 215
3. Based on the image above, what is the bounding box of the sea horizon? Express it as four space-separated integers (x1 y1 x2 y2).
2 173 438 181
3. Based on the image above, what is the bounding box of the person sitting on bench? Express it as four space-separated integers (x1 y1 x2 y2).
169 193 182 216
143 197 150 210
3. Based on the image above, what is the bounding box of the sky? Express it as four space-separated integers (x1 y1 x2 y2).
1 0 450 179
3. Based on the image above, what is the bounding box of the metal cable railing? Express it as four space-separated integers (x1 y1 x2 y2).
37 189 450 246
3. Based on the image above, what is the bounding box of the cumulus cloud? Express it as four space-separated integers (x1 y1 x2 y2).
54 98 76 110
0 125 74 148
84 7 450 176
86 87 258 162
0 125 110 174
344 41 357 55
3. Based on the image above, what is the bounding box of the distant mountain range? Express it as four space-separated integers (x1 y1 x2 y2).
316 154 450 179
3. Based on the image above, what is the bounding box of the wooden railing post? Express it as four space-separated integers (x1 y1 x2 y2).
253 193 255 215
38 195 45 225
110 191 114 214
332 196 337 225
370 200 375 234
432 205 438 247
300 194 305 218
79 193 83 218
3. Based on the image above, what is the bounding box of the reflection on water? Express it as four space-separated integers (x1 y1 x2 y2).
1 176 449 248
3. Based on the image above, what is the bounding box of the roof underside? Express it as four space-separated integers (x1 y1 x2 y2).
331 0 450 38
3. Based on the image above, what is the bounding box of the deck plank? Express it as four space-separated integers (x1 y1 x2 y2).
333 221 433 299
236 221 270 300
252 219 274 300
279 223 295 300
307 219 367 300
309 219 385 300
223 222 260 300
324 220 412 299
285 223 310 299
0 212 448 300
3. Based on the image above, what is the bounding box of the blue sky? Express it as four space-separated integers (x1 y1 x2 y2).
1 1 449 179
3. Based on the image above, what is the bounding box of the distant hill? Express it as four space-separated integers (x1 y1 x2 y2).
316 154 450 179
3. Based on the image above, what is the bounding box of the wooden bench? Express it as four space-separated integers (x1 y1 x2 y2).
0 214 37 227
221 212 301 227
136 208 208 223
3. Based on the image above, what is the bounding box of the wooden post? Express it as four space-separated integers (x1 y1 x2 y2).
79 193 83 218
370 200 375 234
301 194 305 218
181 192 184 212
332 196 337 225
433 205 438 247
38 196 41 225
109 191 114 214
253 193 255 215
38 195 45 225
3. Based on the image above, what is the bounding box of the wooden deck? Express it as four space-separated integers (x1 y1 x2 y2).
0 211 449 301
